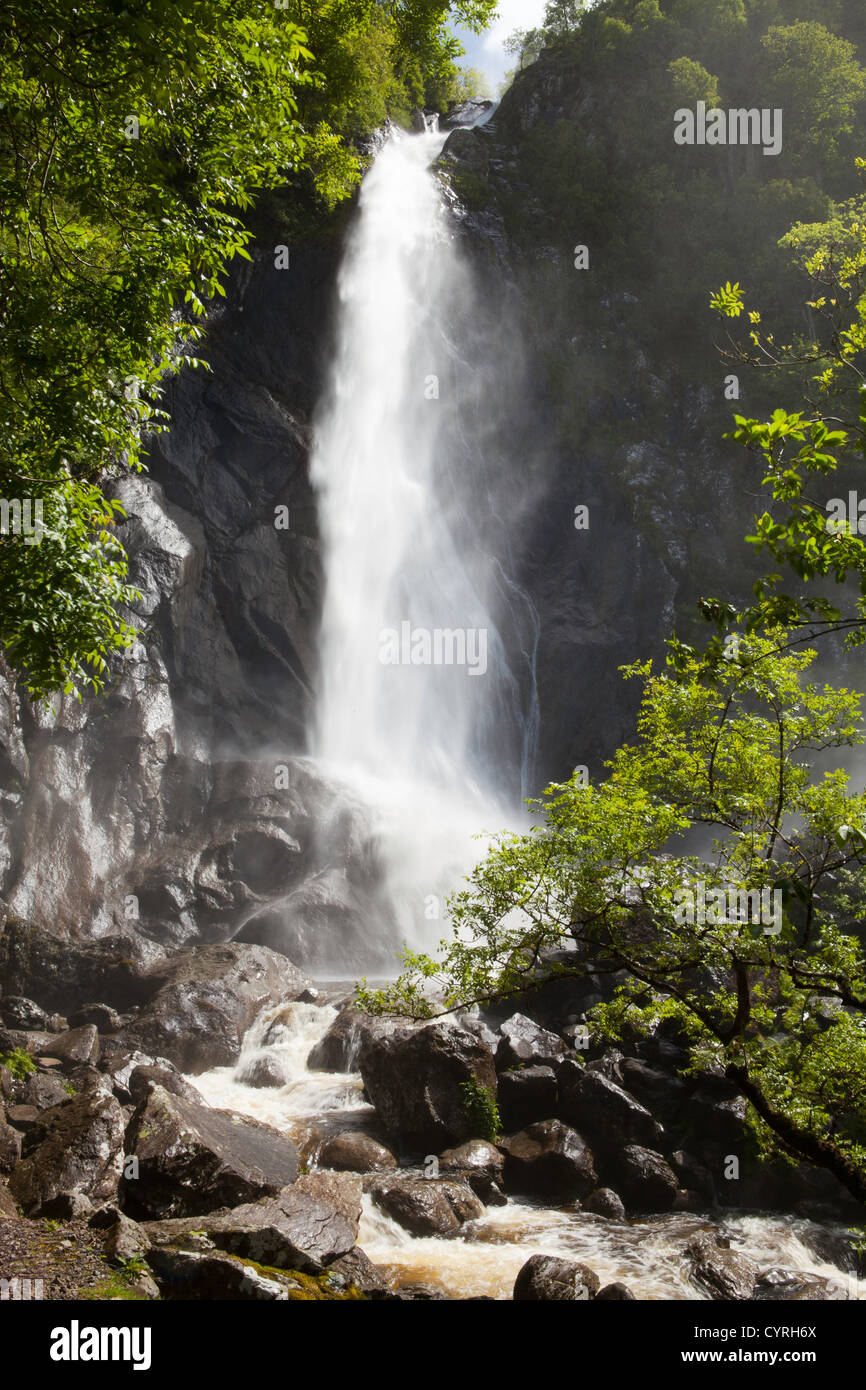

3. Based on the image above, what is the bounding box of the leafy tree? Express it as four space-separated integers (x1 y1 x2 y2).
359 634 866 1203
759 22 866 172
0 0 495 699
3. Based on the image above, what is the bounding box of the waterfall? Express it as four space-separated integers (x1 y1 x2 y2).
309 124 538 958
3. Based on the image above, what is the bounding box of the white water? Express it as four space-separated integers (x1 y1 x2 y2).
193 1001 863 1301
309 124 538 958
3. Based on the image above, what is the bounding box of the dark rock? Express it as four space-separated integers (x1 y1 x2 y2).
318 1130 398 1174
144 1184 358 1272
687 1232 757 1300
147 1247 294 1299
0 917 150 1013
438 1138 504 1185
499 1120 597 1199
293 1172 362 1241
39 1025 99 1069
99 1047 186 1105
8 1089 125 1214
558 1062 664 1152
234 1052 288 1089
671 1149 716 1204
496 1013 565 1070
5 1104 39 1129
0 996 49 1030
513 1254 599 1301
0 1119 21 1173
368 1175 483 1237
113 942 313 1073
68 1003 124 1033
124 1084 299 1218
127 1065 204 1106
613 1145 679 1212
359 1021 497 1152
620 1057 688 1120
0 1177 17 1217
17 1071 72 1112
754 1268 852 1301
595 1281 636 1300
583 1186 626 1219
497 1065 558 1131
328 1246 387 1293
689 1088 747 1145
307 1007 400 1073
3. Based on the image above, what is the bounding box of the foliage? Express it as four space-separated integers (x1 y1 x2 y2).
0 0 496 700
358 634 866 1201
459 1078 502 1141
0 1047 37 1081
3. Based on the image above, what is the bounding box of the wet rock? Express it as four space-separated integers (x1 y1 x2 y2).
235 1052 287 1089
359 1021 498 1152
558 1062 663 1152
689 1088 747 1145
68 1004 124 1033
4 1103 39 1130
113 942 313 1073
497 1065 558 1131
754 1268 852 1301
144 1185 358 1272
124 1084 299 1218
443 99 495 130
16 1071 72 1112
671 1149 716 1205
595 1281 637 1300
513 1254 600 1301
328 1246 388 1293
127 1065 204 1106
499 1120 597 1199
147 1247 293 1300
496 1013 566 1070
294 1172 362 1240
583 1186 626 1219
318 1130 398 1174
368 1175 483 1237
620 1057 688 1120
0 996 49 1030
686 1232 757 1300
0 917 150 1013
0 1118 21 1173
438 1138 504 1188
613 1145 679 1212
8 1089 125 1214
307 1007 400 1073
39 1025 99 1069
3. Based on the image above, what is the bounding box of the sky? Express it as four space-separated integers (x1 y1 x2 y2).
452 0 550 91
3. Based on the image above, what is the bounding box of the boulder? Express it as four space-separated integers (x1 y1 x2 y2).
8 1089 125 1214
619 1058 689 1120
613 1145 679 1212
754 1269 852 1301
294 1172 362 1240
307 1007 399 1073
144 1184 358 1272
38 1025 99 1069
513 1255 599 1301
98 1048 195 1105
0 1118 21 1173
686 1233 757 1300
318 1131 398 1174
0 917 150 1012
112 942 313 1073
558 1062 664 1151
68 1004 125 1033
0 996 50 1030
595 1282 636 1300
0 1177 17 1217
499 1120 597 1199
359 1021 497 1152
235 1052 288 1090
368 1175 483 1237
4 1104 39 1130
689 1088 747 1145
147 1247 293 1300
583 1186 626 1219
100 1212 152 1264
328 1246 388 1294
496 1014 566 1070
127 1065 204 1106
124 1084 299 1218
497 1066 558 1131
16 1071 72 1112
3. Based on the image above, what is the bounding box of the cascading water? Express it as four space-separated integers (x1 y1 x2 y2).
308 122 539 959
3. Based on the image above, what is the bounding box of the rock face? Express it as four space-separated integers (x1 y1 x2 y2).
513 1255 599 1301
124 1085 299 1217
359 1022 498 1152
499 1120 597 1199
8 1089 125 1215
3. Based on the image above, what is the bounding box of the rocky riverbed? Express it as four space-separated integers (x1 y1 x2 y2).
0 914 861 1301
